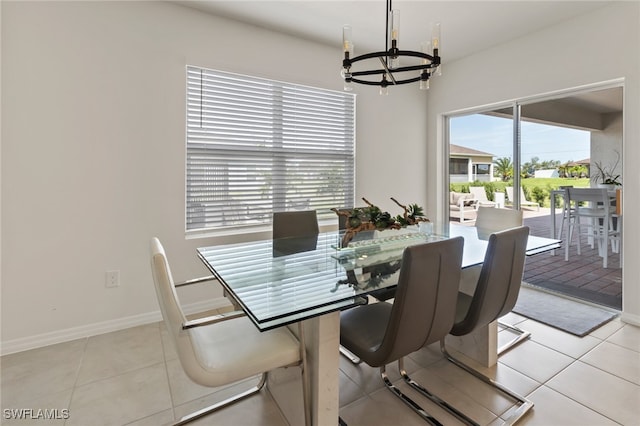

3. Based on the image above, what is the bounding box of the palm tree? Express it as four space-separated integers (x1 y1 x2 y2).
493 157 513 181
540 159 561 170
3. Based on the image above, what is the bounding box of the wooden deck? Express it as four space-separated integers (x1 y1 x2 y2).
452 207 622 310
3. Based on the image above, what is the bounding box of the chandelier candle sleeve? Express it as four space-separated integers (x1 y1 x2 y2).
432 22 442 76
420 41 431 90
341 0 441 91
342 25 354 91
390 9 400 68
343 25 353 57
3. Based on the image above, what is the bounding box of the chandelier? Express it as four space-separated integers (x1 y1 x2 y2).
341 0 441 94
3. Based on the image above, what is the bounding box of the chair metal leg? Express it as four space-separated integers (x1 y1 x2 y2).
497 320 531 355
340 345 362 364
398 358 479 426
173 323 311 426
440 340 534 425
172 373 268 426
379 365 443 426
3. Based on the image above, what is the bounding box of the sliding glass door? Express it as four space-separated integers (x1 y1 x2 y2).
445 84 623 309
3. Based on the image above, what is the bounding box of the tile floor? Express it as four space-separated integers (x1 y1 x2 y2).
2 299 639 426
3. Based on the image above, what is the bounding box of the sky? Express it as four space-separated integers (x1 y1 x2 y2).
450 114 591 164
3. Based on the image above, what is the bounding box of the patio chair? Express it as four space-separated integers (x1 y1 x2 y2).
506 186 540 211
564 187 619 268
469 186 496 208
449 191 479 222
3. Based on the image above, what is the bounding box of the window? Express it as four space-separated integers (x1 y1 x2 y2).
476 164 490 175
449 158 468 175
186 66 356 233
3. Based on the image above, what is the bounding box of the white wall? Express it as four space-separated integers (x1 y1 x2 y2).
425 1 640 324
0 1 428 352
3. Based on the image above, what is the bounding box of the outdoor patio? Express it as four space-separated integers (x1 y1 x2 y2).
452 207 622 310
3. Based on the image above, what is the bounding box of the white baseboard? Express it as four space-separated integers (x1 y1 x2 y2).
0 297 231 356
620 311 640 327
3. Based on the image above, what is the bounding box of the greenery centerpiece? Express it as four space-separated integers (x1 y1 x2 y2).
333 197 429 246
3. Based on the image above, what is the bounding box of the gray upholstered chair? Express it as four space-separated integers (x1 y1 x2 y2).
438 226 533 425
473 206 530 353
272 210 319 238
340 237 466 424
272 210 320 256
272 210 362 368
150 238 309 426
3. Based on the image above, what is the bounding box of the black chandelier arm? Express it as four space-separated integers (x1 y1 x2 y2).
350 75 423 86
346 50 436 65
395 50 436 62
350 63 436 78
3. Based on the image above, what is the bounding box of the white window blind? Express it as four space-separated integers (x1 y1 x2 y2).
186 66 356 232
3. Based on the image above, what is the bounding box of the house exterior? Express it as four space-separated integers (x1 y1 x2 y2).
534 169 560 178
449 144 495 183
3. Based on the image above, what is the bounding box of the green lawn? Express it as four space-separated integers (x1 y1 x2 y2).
450 177 590 208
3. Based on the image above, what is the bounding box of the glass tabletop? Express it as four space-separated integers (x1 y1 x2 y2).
197 225 560 331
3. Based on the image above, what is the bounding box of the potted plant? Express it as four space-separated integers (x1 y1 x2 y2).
591 151 622 189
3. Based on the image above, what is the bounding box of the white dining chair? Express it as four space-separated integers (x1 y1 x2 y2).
475 206 523 239
150 238 310 425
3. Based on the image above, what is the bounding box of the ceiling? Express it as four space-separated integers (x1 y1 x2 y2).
488 86 623 131
178 1 622 120
554 88 623 115
180 1 612 62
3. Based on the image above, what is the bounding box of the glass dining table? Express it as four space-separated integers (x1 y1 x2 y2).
197 225 559 331
196 224 560 425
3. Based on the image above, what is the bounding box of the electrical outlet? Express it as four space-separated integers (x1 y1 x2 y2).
105 270 120 288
